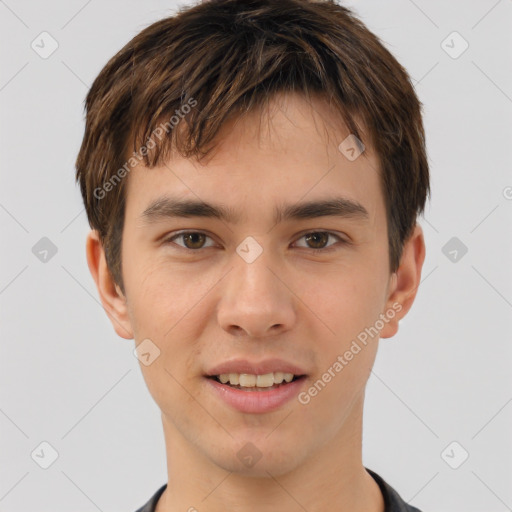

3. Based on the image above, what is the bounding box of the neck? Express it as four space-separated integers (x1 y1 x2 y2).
156 394 384 512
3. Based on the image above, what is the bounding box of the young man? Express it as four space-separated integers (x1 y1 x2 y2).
76 0 429 510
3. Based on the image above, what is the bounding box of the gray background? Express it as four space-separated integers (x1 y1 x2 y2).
1 0 511 510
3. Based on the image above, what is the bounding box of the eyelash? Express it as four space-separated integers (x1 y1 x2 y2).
162 230 348 254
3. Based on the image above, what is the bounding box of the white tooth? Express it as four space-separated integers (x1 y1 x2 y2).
217 372 297 386
239 374 256 387
273 372 284 384
256 373 275 387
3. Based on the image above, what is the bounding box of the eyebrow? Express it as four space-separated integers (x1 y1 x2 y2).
140 195 369 225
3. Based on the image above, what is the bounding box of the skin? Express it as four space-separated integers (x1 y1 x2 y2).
86 92 425 512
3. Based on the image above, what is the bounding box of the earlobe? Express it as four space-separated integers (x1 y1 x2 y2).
380 223 426 339
85 230 134 340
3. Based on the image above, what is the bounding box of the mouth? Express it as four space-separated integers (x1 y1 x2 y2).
204 372 308 413
203 359 310 412
205 373 307 392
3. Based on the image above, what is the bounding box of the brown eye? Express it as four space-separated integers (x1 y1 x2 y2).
165 231 215 250
182 232 207 249
304 232 330 249
294 231 346 253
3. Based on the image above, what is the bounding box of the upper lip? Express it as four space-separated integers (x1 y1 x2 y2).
205 358 308 377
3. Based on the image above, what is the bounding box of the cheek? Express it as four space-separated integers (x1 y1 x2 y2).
138 340 203 418
124 256 205 336
125 260 214 385
297 269 383 428
298 262 387 411
299 262 385 340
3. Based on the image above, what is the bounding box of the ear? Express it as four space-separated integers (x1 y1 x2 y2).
85 230 134 340
380 223 426 339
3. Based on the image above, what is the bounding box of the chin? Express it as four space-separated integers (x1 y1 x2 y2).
207 438 306 478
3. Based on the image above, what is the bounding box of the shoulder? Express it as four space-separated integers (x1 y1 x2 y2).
366 468 423 512
133 483 167 512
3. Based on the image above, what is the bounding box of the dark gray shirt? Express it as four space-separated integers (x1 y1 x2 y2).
134 468 422 511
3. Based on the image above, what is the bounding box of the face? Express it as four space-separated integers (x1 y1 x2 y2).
92 92 421 477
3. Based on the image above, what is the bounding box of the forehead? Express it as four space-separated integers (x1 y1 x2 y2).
124 92 384 225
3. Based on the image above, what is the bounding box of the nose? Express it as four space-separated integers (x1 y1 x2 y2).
217 252 296 339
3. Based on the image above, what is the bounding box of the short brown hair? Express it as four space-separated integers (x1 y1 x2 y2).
76 0 430 294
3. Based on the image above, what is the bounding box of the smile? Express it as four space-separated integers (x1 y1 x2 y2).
205 374 308 413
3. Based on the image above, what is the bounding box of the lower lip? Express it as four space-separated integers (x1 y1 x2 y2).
205 376 307 414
